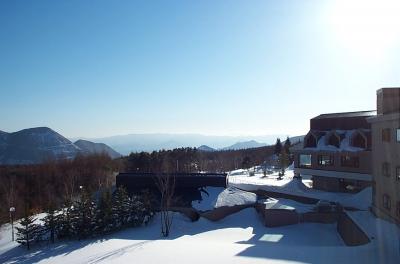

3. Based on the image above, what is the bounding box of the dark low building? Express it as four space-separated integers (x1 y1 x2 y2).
294 110 376 192
116 172 227 206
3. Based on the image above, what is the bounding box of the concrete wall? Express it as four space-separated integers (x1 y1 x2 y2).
254 189 319 204
255 203 300 227
337 212 370 246
200 204 254 221
301 212 338 223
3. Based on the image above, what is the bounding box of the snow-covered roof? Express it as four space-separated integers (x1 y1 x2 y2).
303 129 370 152
312 110 376 120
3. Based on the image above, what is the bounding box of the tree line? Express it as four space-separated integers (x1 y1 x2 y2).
16 186 154 250
0 153 122 225
124 145 276 173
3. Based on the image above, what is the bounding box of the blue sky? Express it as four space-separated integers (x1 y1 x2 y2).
1 0 400 138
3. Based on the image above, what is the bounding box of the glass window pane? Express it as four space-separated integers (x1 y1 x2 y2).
299 154 312 168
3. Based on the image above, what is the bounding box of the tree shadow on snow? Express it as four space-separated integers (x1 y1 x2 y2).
0 208 363 264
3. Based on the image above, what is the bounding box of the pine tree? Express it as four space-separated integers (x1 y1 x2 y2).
278 148 290 177
140 190 155 226
112 186 131 229
94 189 114 235
42 203 58 243
70 187 95 239
274 138 282 156
241 156 251 169
284 136 291 154
57 201 73 239
129 194 146 227
16 206 40 250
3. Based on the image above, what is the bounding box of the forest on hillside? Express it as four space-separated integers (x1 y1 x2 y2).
124 145 276 173
0 142 287 224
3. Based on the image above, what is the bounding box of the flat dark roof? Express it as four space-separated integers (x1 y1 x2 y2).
312 110 376 120
117 172 227 178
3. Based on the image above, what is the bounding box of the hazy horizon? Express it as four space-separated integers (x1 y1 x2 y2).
1 0 399 138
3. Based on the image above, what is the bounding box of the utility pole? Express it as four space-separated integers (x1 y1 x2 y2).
9 207 15 241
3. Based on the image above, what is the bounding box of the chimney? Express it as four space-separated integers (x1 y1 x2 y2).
376 88 400 115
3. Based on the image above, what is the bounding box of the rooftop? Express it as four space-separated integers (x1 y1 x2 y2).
312 110 376 120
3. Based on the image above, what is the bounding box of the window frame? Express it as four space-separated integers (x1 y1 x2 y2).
317 155 334 166
397 201 400 217
396 166 400 181
382 162 391 177
396 128 400 143
383 194 391 210
340 155 360 168
382 128 391 142
299 154 312 168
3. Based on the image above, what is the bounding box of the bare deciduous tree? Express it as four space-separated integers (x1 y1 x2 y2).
155 172 175 237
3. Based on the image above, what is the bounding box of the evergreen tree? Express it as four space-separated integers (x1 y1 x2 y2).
70 187 95 239
284 136 291 154
140 190 155 226
94 189 114 235
57 200 73 239
274 138 282 156
128 195 144 227
112 186 131 229
42 203 58 243
16 206 40 250
278 149 290 177
241 156 251 169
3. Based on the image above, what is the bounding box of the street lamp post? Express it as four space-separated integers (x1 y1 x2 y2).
9 207 15 241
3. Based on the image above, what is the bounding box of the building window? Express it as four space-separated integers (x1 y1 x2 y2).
318 155 334 166
340 155 359 168
397 202 400 217
396 167 400 181
351 132 367 149
304 134 317 148
327 134 340 148
299 154 312 168
383 194 391 210
382 162 391 177
397 129 400 142
382 128 391 142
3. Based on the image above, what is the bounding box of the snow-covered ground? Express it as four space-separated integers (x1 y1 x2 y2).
2 207 399 264
1 167 399 263
228 169 371 210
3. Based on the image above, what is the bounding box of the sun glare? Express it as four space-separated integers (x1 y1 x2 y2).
327 0 400 61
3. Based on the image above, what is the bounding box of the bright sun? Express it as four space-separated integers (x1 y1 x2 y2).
326 0 400 61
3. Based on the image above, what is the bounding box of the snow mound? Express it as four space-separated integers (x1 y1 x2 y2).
280 178 310 193
191 187 224 211
228 169 248 176
215 187 257 208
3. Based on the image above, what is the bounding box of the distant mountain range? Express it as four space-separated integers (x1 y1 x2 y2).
0 127 121 165
221 140 267 150
0 128 304 164
74 139 121 159
197 140 266 152
198 145 216 152
76 133 299 155
198 137 304 152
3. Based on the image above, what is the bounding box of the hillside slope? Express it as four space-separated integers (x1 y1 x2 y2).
74 139 121 159
0 127 120 165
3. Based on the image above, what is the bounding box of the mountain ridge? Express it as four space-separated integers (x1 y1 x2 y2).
0 127 121 165
77 133 293 154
